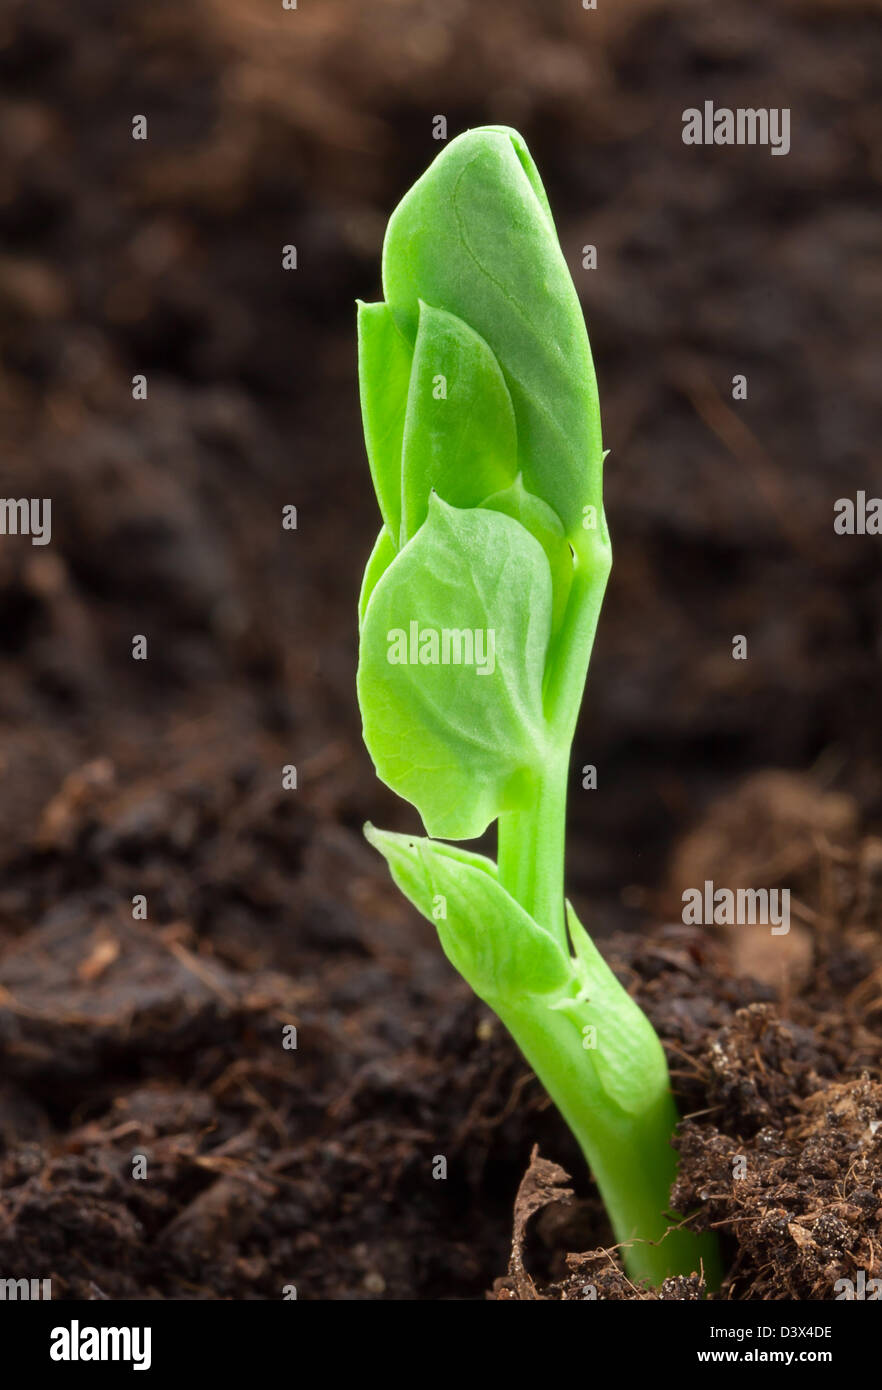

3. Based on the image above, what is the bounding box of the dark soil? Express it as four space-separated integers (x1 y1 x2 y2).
0 0 879 1299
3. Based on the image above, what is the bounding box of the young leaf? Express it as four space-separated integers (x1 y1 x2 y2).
357 527 397 628
364 825 572 1003
357 494 553 839
480 473 574 639
400 301 518 544
356 300 414 541
485 124 555 227
381 126 603 538
558 900 672 1119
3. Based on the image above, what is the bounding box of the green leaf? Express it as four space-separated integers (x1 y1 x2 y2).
356 300 414 539
358 527 397 628
400 301 517 544
559 900 670 1117
365 825 572 1003
480 474 574 638
381 126 603 538
357 494 552 839
484 124 555 226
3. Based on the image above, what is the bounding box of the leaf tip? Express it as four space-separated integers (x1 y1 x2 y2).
363 820 380 849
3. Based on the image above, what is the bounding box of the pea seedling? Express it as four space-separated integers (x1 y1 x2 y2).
356 126 719 1287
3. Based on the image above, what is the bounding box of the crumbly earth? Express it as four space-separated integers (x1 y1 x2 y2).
492 857 881 1299
1 758 879 1298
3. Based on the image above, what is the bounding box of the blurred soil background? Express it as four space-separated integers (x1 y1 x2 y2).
0 0 879 1298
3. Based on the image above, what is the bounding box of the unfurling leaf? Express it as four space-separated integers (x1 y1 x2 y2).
400 301 517 544
364 826 572 1002
357 494 553 839
382 126 603 537
356 300 413 542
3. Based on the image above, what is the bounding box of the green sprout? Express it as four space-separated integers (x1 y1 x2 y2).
355 126 720 1288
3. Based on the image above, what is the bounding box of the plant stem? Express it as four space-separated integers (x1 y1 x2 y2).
496 529 721 1286
497 755 569 948
545 527 611 740
497 992 721 1288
